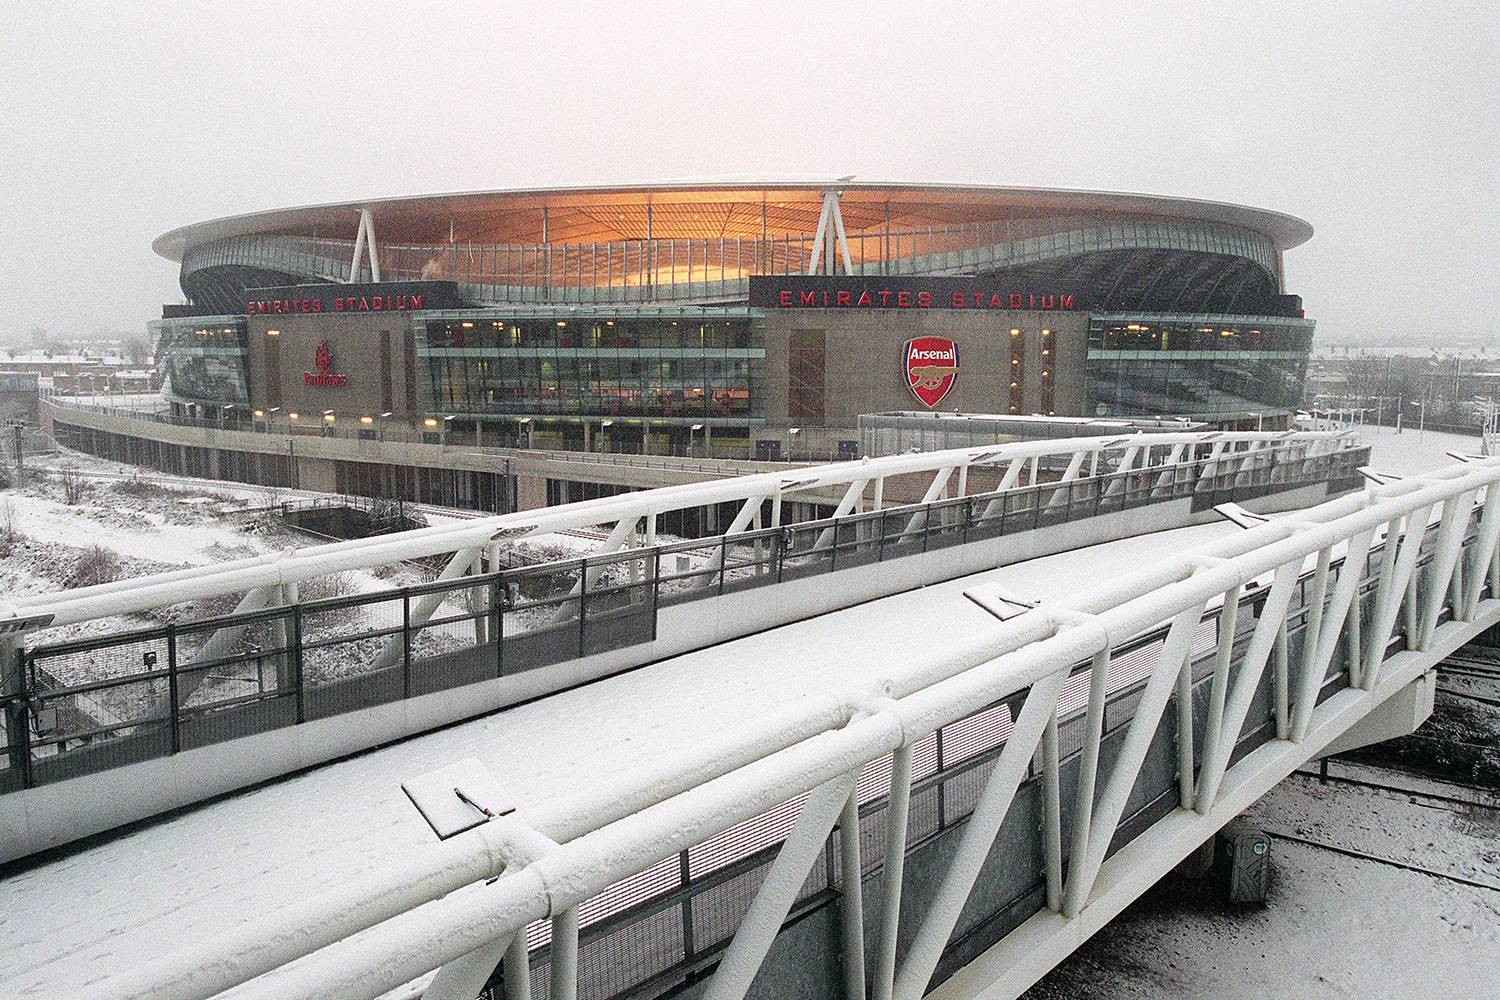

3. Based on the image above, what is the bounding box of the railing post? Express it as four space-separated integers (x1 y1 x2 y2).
401 587 412 699
291 603 305 724
578 558 589 657
492 574 505 678
166 626 180 755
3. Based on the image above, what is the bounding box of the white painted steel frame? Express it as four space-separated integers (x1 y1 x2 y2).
3 429 1350 633
74 453 1500 1000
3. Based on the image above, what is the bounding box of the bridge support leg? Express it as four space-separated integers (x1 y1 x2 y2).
550 907 578 1000
1042 708 1063 911
504 928 533 1000
838 781 867 1000
1068 647 1112 913
702 774 855 1000
871 744 914 1000
1292 530 1374 740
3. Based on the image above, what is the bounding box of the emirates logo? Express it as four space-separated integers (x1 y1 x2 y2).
303 340 349 387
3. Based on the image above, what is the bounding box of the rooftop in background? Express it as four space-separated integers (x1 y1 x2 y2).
153 180 1314 260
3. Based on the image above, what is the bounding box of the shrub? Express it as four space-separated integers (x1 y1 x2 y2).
68 544 120 588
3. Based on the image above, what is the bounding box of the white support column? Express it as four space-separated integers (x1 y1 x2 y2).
1200 585 1241 784
1418 490 1478 647
349 213 367 282
1041 708 1063 912
549 516 640 621
893 668 1069 1000
980 459 1026 520
871 744 914 1000
703 774 856 1000
901 467 954 539
1462 490 1500 619
830 190 854 274
1152 443 1186 497
1044 450 1087 510
504 929 533 1000
1196 561 1301 811
1272 622 1290 740
550 907 578 1000
362 207 381 282
815 478 870 550
696 496 769 584
806 194 832 275
173 584 279 704
1363 506 1434 688
838 781 867 1000
1102 447 1139 499
1291 528 1374 739
1067 647 1112 911
1064 604 1206 916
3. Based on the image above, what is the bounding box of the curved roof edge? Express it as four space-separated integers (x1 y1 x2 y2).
153 180 1314 262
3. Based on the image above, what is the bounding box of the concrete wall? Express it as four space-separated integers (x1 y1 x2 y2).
0 480 1339 863
245 312 422 420
758 309 1090 454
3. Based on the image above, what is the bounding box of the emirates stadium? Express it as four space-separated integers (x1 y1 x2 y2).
149 180 1316 459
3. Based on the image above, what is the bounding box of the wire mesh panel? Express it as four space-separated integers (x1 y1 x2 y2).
719 528 780 594
655 538 723 609
779 520 836 581
502 562 586 672
926 497 969 551
410 576 496 696
301 591 406 720
583 551 657 655
27 630 173 785
174 607 298 751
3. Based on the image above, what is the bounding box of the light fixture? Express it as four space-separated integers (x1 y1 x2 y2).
266 329 281 337
461 321 474 328
423 417 438 428
288 411 299 420
557 321 568 328
443 414 456 422
380 411 393 418
360 415 373 425
323 411 335 423
1010 328 1019 337
253 409 264 418
601 419 614 427
788 427 801 435
691 423 704 431
518 416 532 424
1041 329 1051 336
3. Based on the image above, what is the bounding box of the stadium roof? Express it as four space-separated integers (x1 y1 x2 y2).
153 180 1313 260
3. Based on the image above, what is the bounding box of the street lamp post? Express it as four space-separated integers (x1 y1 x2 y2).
689 422 704 458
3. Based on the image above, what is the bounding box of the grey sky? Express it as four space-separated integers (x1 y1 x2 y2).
1 2 1496 342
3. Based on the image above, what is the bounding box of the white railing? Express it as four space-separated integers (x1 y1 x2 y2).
71 452 1500 1000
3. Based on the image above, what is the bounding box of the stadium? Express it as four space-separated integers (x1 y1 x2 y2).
149 180 1316 459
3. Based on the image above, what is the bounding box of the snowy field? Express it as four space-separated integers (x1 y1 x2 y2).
0 425 1486 996
1024 757 1500 1000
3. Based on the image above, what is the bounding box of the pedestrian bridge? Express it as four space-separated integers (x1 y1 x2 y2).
0 430 1362 862
64 448 1500 1000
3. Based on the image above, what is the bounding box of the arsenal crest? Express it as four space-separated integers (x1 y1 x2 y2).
904 337 959 408
303 339 349 387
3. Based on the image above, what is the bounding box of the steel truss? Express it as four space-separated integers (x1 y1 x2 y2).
75 450 1500 1000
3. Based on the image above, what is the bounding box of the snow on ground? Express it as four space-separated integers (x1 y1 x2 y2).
1023 770 1500 1000
1357 423 1484 474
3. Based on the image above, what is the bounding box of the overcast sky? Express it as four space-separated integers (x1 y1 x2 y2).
1 2 1495 342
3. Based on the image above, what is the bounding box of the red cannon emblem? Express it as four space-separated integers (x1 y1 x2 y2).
904 337 959 408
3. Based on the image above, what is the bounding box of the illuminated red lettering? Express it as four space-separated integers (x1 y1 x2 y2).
1041 294 1055 309
410 294 423 310
951 292 966 307
1059 294 1073 309
897 292 911 307
857 290 873 306
1011 293 1023 308
917 292 931 307
780 291 793 306
836 291 852 306
989 293 1004 308
878 291 891 306
800 291 816 306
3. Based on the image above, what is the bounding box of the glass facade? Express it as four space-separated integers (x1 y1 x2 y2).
1086 314 1312 418
150 316 249 405
418 315 761 423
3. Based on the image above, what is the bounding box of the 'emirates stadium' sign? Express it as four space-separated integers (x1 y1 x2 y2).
749 276 1080 310
244 280 460 316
